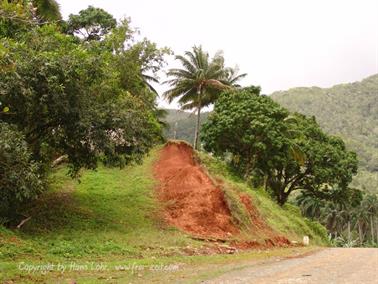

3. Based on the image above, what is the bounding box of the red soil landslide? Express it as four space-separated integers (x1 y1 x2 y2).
154 141 291 248
154 141 239 239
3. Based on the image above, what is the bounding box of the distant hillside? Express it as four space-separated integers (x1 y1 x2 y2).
163 109 210 143
271 74 378 193
163 75 378 193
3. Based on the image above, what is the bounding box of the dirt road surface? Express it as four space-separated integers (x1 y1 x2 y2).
202 248 378 284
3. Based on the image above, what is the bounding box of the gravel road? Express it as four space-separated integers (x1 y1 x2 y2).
203 248 378 284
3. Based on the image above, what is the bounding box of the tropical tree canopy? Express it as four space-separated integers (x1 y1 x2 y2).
65 6 117 41
202 87 358 205
0 3 167 220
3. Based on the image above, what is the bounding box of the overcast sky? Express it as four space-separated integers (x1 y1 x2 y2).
58 0 378 108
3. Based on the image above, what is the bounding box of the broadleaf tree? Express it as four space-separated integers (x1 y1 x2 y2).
202 87 358 205
0 4 167 220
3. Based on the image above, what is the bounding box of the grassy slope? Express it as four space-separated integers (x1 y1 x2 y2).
0 145 327 283
197 152 328 245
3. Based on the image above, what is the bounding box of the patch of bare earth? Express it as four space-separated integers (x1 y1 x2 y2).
154 141 238 239
154 141 291 250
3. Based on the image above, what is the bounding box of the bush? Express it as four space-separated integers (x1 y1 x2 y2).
0 122 44 221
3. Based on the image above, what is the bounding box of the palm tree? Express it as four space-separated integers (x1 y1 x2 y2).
361 194 378 243
197 66 247 111
164 46 246 149
353 205 369 244
222 66 247 87
296 194 324 219
31 0 61 22
322 204 345 238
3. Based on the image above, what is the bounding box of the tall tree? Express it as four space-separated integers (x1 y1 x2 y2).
164 46 243 149
66 6 117 41
202 87 358 205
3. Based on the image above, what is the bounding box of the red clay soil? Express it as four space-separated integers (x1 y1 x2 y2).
154 141 291 248
154 142 239 239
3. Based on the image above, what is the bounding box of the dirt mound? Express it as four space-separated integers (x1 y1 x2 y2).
154 142 239 239
154 141 291 248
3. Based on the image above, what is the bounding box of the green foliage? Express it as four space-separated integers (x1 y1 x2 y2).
31 0 61 22
0 25 162 175
65 6 117 41
0 148 201 264
164 46 245 149
202 87 358 205
272 75 378 193
297 188 378 246
0 122 44 220
202 86 288 177
0 6 168 222
0 0 61 37
219 181 253 231
0 0 33 38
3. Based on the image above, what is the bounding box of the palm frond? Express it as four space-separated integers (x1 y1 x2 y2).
175 55 197 74
32 0 61 21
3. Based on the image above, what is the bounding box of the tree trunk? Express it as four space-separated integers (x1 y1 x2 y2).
244 157 253 179
358 222 364 244
370 215 374 243
193 87 202 150
277 189 289 206
347 220 351 243
263 175 268 191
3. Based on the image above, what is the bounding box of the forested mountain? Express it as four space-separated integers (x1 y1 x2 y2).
164 75 378 193
271 74 378 193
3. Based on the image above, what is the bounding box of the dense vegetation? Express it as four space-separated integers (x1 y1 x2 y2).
202 87 358 205
201 87 377 246
271 75 378 194
0 1 167 221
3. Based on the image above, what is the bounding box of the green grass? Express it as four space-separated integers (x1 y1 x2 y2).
197 151 329 245
0 145 327 282
0 147 203 282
